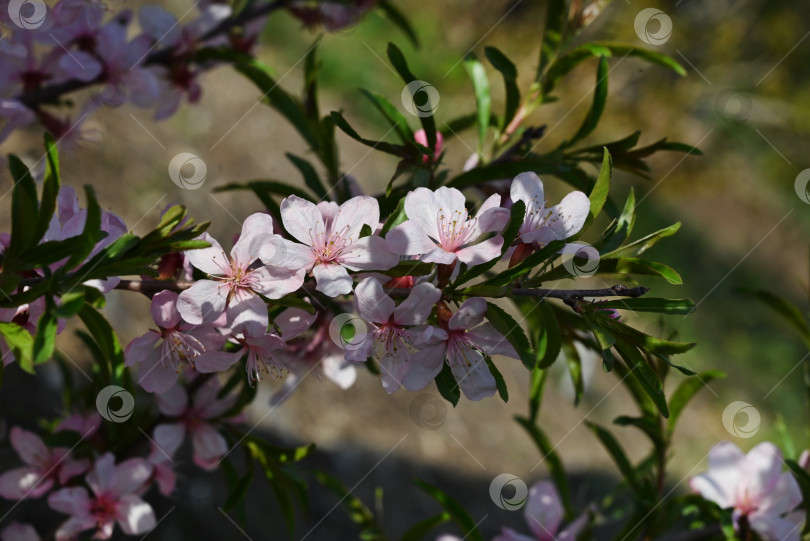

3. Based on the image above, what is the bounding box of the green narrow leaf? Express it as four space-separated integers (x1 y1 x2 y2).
223 459 255 512
380 197 408 236
738 289 810 346
387 43 437 149
537 0 568 81
435 363 460 406
377 0 419 47
566 56 609 147
603 222 681 258
286 153 329 200
485 302 534 369
514 416 574 518
399 512 451 541
7 155 39 258
528 364 548 423
588 147 611 222
614 338 670 417
597 298 696 315
463 54 491 156
667 371 725 434
484 354 508 402
64 186 102 271
537 301 562 368
0 322 34 373
587 422 643 494
35 134 61 243
414 480 485 541
78 304 124 377
484 46 520 129
331 111 414 158
562 341 584 404
360 88 415 144
32 309 57 366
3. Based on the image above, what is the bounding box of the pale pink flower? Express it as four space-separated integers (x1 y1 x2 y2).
125 290 225 393
510 172 589 247
346 277 442 393
176 213 305 331
153 379 236 470
48 453 155 540
0 522 39 541
267 195 399 297
0 427 89 500
0 100 36 143
690 441 804 541
494 481 588 541
195 325 287 385
386 187 509 267
270 308 357 405
405 297 518 401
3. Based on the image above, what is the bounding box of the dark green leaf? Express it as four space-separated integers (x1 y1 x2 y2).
597 298 695 315
377 0 419 47
399 512 451 541
667 371 725 434
435 363 460 406
64 186 102 271
566 56 609 147
287 153 329 200
35 134 61 243
485 302 534 370
587 422 644 494
7 155 39 258
0 322 34 373
32 309 57 366
603 222 681 259
360 88 415 144
484 46 520 128
387 43 437 149
331 111 415 158
614 338 669 417
484 354 508 402
414 480 485 541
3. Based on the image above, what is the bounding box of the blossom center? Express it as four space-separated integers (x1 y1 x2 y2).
310 219 353 263
161 328 206 372
445 330 479 367
436 208 477 252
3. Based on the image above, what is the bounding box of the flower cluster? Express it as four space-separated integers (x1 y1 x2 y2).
117 175 588 401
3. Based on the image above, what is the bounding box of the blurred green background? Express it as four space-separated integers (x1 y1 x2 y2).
1 0 809 538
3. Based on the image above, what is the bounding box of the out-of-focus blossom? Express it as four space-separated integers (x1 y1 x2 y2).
0 522 39 541
690 441 804 541
289 0 377 31
55 411 101 438
48 453 155 540
493 481 589 541
153 379 236 470
196 325 287 386
268 196 398 297
0 427 89 500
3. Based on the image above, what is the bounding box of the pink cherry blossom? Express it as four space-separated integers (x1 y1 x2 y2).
347 277 442 393
270 308 357 405
267 195 399 297
509 172 590 247
690 441 804 541
0 427 89 500
177 213 305 331
195 325 287 385
414 128 443 164
48 453 155 540
56 411 101 437
386 187 509 267
125 290 225 393
405 297 518 401
152 379 236 470
0 522 39 541
494 481 588 541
